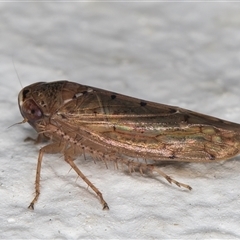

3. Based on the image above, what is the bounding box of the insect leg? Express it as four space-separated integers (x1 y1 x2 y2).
108 156 192 190
152 167 192 190
28 142 65 210
28 148 43 210
64 149 109 210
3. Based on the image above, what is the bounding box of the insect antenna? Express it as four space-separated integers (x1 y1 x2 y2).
8 118 28 129
12 57 23 89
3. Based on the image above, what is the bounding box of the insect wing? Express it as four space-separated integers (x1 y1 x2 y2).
53 82 240 162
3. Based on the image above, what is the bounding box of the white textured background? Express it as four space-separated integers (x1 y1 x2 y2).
1 2 240 239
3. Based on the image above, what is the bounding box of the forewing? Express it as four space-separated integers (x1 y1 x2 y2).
54 83 240 162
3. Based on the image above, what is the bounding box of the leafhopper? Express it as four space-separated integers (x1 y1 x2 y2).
18 81 240 209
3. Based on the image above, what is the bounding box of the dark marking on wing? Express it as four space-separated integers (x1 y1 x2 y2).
140 101 147 107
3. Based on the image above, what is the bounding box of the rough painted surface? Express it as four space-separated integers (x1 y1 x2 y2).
1 3 240 239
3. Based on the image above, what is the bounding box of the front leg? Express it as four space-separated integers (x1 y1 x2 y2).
28 142 64 210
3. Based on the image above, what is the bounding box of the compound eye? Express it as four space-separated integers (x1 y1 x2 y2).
20 99 43 122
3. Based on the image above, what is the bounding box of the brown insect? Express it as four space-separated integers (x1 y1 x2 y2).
18 81 240 210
